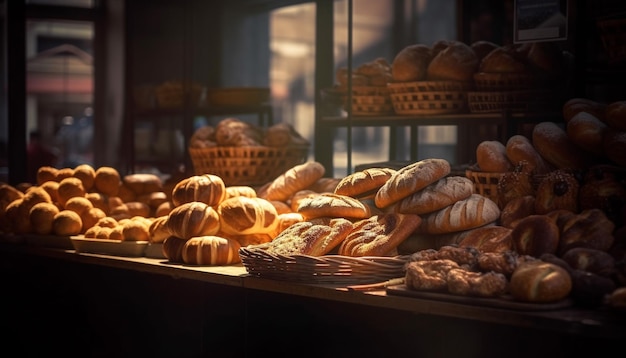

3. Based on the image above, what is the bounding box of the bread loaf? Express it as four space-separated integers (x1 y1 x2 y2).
296 192 371 220
260 218 354 256
426 41 478 81
394 176 474 215
505 135 552 175
261 161 326 202
181 236 241 265
217 196 278 235
476 140 513 172
416 194 500 234
391 44 432 82
334 167 396 199
532 121 594 170
166 201 220 240
511 214 560 257
566 111 607 156
500 195 536 229
509 260 572 303
171 174 226 207
457 225 513 253
562 97 607 123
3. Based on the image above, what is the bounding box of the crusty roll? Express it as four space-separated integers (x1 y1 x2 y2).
171 174 226 208
56 177 86 208
162 236 187 263
289 189 318 212
532 121 594 170
476 140 514 173
338 213 422 257
534 169 579 215
149 215 172 244
334 167 396 199
561 247 616 277
52 209 83 236
261 161 326 202
29 202 60 235
391 44 433 82
558 208 615 255
562 97 607 123
123 173 163 196
500 195 536 229
603 129 626 167
505 135 552 175
509 260 572 303
181 236 241 266
73 164 96 192
479 45 528 73
426 40 478 82
166 201 220 240
296 192 371 220
375 158 451 209
121 218 151 242
94 166 121 197
416 194 500 234
470 40 499 62
217 196 279 236
604 100 626 131
566 111 608 156
511 214 560 257
456 225 513 253
395 176 474 215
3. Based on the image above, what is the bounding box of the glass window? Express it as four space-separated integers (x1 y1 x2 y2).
26 0 94 8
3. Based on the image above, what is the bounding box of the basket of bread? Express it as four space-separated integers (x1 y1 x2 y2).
188 117 310 186
333 58 394 116
387 40 476 115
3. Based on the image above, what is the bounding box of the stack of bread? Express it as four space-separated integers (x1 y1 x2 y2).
387 40 478 115
468 41 570 113
334 57 393 115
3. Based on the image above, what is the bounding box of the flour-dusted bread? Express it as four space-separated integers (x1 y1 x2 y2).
296 192 371 220
394 176 475 215
416 194 500 234
334 167 396 199
261 161 326 202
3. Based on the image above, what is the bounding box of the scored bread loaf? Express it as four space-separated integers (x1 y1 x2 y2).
166 201 220 240
416 194 500 234
394 176 474 215
261 161 326 202
334 167 396 199
217 196 278 236
181 236 241 266
171 174 226 207
296 192 371 220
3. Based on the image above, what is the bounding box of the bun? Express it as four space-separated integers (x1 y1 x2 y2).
171 174 226 207
166 201 220 240
534 170 579 215
262 161 325 202
214 117 263 146
511 214 560 256
181 236 241 265
532 121 594 170
375 158 451 209
562 98 607 123
148 215 172 244
217 196 278 235
391 44 433 82
605 101 626 131
471 40 499 62
29 202 60 235
94 166 121 196
417 194 500 234
56 177 86 208
505 135 552 175
73 164 96 191
603 129 626 167
566 111 608 156
395 176 474 215
52 209 83 236
426 41 478 81
457 225 513 253
476 140 513 172
36 166 58 185
162 236 188 263
479 46 528 73
296 192 371 220
500 195 536 229
121 218 150 241
509 260 572 302
123 173 163 195
334 167 396 199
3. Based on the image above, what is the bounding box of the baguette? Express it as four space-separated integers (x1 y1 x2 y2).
416 194 500 234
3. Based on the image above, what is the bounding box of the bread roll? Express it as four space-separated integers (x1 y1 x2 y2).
334 167 396 199
470 40 499 62
505 134 552 175
162 236 187 263
511 214 560 257
225 185 257 199
296 192 371 220
94 166 121 196
479 45 528 73
262 161 325 202
56 177 86 208
532 121 594 170
566 111 607 156
181 236 241 266
562 97 607 123
36 166 58 186
52 209 83 236
604 100 626 131
457 225 513 253
214 117 263 146
417 194 500 234
391 44 433 82
166 201 220 240
217 196 278 235
476 140 514 172
270 212 305 238
171 174 226 208
148 215 172 244
123 173 163 195
426 41 478 81
534 169 579 215
395 176 474 215
500 195 535 229
261 218 354 256
289 189 318 212
375 158 451 209
121 218 150 242
73 164 96 192
509 260 572 303
29 202 60 235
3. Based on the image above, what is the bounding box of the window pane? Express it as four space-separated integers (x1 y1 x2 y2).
26 0 94 8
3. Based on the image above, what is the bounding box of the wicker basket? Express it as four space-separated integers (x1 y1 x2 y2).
473 72 542 91
465 169 504 203
239 246 409 284
387 81 471 115
467 90 559 114
345 86 393 115
188 145 309 186
597 14 626 64
387 80 473 94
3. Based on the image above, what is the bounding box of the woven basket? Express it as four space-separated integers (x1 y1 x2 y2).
387 80 473 94
390 91 468 115
239 246 409 284
467 90 558 114
344 86 393 115
473 72 542 91
465 169 504 203
188 145 309 186
597 14 626 64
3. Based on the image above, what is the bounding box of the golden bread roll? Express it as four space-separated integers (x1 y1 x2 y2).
214 117 263 146
534 170 579 215
72 164 96 191
476 140 514 173
532 121 594 170
395 176 474 215
29 202 60 235
162 236 187 263
269 200 292 215
511 214 560 257
416 194 500 234
171 174 226 207
338 213 422 257
457 225 514 253
148 215 172 244
55 167 75 181
270 212 305 238
81 207 106 234
566 111 608 156
218 232 273 247
334 167 396 199
261 161 326 202
562 97 607 123
289 189 318 212
296 192 371 220
505 134 553 175
259 218 354 256
181 236 241 266
39 181 60 205
604 100 626 131
85 192 109 214
36 166 58 185
166 201 220 240
375 158 451 209
123 173 163 195
56 177 86 208
509 260 572 303
52 209 83 236
116 184 136 203
479 45 528 73
155 201 174 217
94 166 121 196
2 199 31 234
426 40 478 81
225 185 257 199
0 183 24 212
391 44 432 82
121 219 150 242
217 196 279 236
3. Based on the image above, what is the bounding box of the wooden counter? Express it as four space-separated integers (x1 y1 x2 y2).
1 240 624 357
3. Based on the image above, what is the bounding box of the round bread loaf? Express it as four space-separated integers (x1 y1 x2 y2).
217 196 278 235
123 173 163 195
73 164 96 191
296 192 371 220
416 194 500 234
511 214 560 257
56 177 86 208
391 44 433 82
479 45 528 73
426 41 478 81
500 195 536 229
562 97 607 123
29 202 60 235
181 236 241 266
534 169 579 215
394 176 474 215
532 121 594 170
509 260 572 303
470 40 499 62
604 100 626 131
603 129 626 167
476 140 513 172
94 166 121 196
334 167 396 199
162 236 187 263
166 201 220 240
262 161 326 202
505 134 552 175
566 111 607 156
171 174 226 207
457 225 513 253
375 158 451 209
52 209 83 236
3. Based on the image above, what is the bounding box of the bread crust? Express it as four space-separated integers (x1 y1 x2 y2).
395 176 474 215
391 44 432 82
509 260 572 302
532 121 594 170
417 194 500 234
476 140 513 173
334 167 396 199
505 134 552 175
511 214 560 256
262 161 326 202
296 192 371 220
426 41 478 81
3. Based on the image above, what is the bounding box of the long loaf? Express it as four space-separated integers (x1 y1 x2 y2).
417 194 500 234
